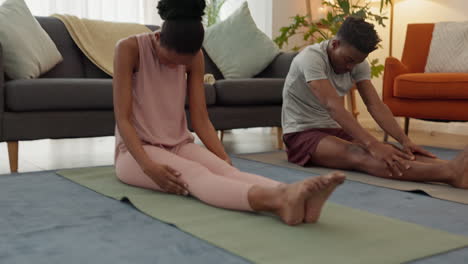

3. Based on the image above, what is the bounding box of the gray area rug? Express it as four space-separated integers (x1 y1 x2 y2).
1 156 467 264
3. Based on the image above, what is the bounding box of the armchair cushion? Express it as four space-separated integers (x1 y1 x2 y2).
394 73 468 99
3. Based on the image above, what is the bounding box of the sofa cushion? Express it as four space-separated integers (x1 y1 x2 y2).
203 2 280 79
214 79 284 105
5 79 217 112
394 73 468 99
0 0 63 79
255 52 298 78
185 83 216 106
6 79 113 111
203 49 224 81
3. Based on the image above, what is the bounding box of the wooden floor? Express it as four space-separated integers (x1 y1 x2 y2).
1 127 467 175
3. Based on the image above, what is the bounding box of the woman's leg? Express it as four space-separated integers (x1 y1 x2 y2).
116 144 347 225
176 142 346 224
116 145 253 211
176 143 279 188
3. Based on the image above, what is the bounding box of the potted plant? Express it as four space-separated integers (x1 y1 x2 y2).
203 0 227 27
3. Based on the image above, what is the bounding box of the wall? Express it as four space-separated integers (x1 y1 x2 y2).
271 0 307 50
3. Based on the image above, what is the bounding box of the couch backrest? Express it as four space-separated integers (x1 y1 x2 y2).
36 16 87 78
36 16 160 79
255 52 298 78
401 23 435 73
36 16 225 80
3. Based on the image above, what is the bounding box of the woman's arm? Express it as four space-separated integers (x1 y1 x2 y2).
113 37 188 194
187 50 231 164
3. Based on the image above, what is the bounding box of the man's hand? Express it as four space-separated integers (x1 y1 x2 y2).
367 142 413 177
401 140 437 159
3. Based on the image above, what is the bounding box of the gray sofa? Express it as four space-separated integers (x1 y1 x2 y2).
1 16 297 172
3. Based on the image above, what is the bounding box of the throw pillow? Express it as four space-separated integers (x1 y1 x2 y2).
203 2 280 79
0 0 63 79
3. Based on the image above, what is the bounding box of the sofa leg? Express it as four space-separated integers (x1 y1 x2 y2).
219 130 224 142
276 127 283 150
404 117 410 135
7 141 18 173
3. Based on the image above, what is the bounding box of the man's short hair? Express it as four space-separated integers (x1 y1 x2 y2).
336 16 381 54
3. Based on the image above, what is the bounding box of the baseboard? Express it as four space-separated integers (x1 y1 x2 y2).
359 117 468 136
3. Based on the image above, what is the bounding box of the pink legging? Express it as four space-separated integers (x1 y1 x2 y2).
115 143 280 211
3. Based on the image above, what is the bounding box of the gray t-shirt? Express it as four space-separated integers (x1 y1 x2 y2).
281 40 371 134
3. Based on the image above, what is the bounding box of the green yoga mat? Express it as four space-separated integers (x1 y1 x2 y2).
57 167 468 264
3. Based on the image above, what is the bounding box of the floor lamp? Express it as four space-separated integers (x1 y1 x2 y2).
389 0 394 57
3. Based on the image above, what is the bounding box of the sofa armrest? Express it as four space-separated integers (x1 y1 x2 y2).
255 52 298 78
382 57 410 101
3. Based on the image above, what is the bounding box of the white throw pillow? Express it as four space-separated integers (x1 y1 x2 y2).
203 2 280 79
0 0 63 79
425 21 468 73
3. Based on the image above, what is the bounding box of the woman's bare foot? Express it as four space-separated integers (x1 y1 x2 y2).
273 172 346 226
304 171 346 223
449 147 468 189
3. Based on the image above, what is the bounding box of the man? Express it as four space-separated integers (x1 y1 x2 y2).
281 16 468 188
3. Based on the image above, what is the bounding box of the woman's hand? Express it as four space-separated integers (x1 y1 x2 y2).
143 162 189 195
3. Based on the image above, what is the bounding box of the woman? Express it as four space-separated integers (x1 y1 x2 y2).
112 0 346 226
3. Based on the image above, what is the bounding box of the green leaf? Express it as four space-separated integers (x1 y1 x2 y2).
337 0 350 14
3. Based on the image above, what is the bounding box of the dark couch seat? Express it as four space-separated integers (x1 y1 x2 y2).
6 79 217 111
214 78 284 105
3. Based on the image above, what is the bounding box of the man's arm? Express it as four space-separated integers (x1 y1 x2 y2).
357 80 409 143
309 79 412 173
357 80 436 158
309 79 377 147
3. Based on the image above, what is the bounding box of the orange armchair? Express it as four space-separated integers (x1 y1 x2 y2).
382 23 468 140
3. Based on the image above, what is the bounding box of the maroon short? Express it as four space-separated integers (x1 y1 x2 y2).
283 128 354 166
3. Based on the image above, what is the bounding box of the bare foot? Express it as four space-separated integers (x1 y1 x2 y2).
272 182 312 226
449 147 468 189
274 172 345 226
303 171 346 223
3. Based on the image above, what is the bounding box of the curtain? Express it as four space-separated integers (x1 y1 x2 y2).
22 0 162 25
17 0 271 36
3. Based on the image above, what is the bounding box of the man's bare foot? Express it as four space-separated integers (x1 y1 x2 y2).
304 171 346 223
274 172 346 226
450 147 468 189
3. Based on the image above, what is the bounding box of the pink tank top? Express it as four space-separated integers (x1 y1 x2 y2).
115 32 194 160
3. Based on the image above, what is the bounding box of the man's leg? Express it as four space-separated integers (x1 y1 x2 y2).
309 135 466 187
